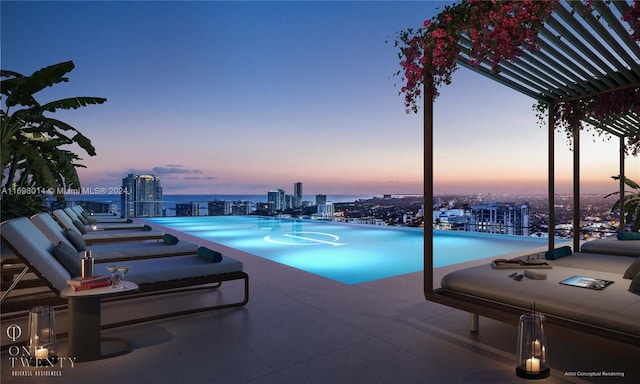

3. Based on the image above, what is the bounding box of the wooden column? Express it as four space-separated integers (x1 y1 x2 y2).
619 136 626 232
573 125 580 252
424 65 434 296
548 103 556 252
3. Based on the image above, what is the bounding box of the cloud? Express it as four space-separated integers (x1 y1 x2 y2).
183 176 217 180
152 166 203 175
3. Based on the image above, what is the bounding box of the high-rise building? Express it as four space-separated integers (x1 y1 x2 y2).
208 200 232 216
317 201 334 219
293 182 302 208
466 202 530 236
267 189 285 212
176 202 199 216
121 174 163 217
316 194 327 206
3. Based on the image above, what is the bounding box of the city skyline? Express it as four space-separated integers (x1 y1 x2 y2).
2 1 637 196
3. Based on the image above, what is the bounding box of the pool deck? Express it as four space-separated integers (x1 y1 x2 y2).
1 225 638 383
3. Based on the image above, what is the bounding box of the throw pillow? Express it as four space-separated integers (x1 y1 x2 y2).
76 213 89 225
72 219 87 234
197 247 222 263
162 234 179 245
64 228 87 251
624 257 640 279
544 246 572 260
617 232 640 240
629 272 640 294
53 241 82 277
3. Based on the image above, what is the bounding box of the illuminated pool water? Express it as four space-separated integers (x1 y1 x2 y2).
145 216 551 284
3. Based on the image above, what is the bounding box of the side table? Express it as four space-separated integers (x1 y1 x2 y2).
60 282 139 362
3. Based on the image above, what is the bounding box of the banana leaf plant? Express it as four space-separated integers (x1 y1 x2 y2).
1 61 106 218
605 176 640 232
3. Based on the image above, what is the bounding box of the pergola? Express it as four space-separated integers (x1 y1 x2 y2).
423 0 639 300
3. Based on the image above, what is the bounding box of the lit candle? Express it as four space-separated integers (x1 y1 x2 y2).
526 357 540 373
91 225 98 231
35 347 48 359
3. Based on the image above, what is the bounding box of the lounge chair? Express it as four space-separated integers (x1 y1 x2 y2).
31 213 199 263
70 205 129 223
1 217 249 318
51 209 163 245
62 207 145 230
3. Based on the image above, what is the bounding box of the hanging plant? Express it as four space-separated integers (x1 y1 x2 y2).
395 0 640 154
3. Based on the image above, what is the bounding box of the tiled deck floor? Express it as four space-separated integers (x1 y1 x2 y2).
2 230 638 383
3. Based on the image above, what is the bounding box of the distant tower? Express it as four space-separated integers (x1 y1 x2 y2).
267 189 285 212
315 194 327 206
121 174 163 217
317 202 334 219
293 182 303 208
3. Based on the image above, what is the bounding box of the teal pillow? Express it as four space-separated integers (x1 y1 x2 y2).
53 241 82 277
617 232 640 240
72 219 87 234
197 247 222 263
126 218 133 223
64 228 87 251
76 213 89 225
143 225 153 231
544 246 572 260
163 234 179 245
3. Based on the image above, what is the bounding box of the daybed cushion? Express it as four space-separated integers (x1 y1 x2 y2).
580 237 640 257
550 252 636 275
440 263 640 337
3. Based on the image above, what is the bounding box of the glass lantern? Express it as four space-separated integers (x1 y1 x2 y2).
27 305 58 366
516 308 550 379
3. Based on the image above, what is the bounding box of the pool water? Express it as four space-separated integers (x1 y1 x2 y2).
145 216 550 284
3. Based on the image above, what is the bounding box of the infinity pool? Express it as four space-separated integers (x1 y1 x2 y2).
145 216 550 284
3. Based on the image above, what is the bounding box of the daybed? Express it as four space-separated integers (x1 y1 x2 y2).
580 237 640 257
0 217 249 320
51 209 164 244
434 250 640 353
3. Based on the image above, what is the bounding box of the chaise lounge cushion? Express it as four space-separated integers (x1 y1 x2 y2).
111 253 243 285
31 213 199 261
1 217 72 293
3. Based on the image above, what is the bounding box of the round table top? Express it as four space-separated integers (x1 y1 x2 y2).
60 281 139 298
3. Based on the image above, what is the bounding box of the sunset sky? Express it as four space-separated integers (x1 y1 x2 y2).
2 1 637 196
